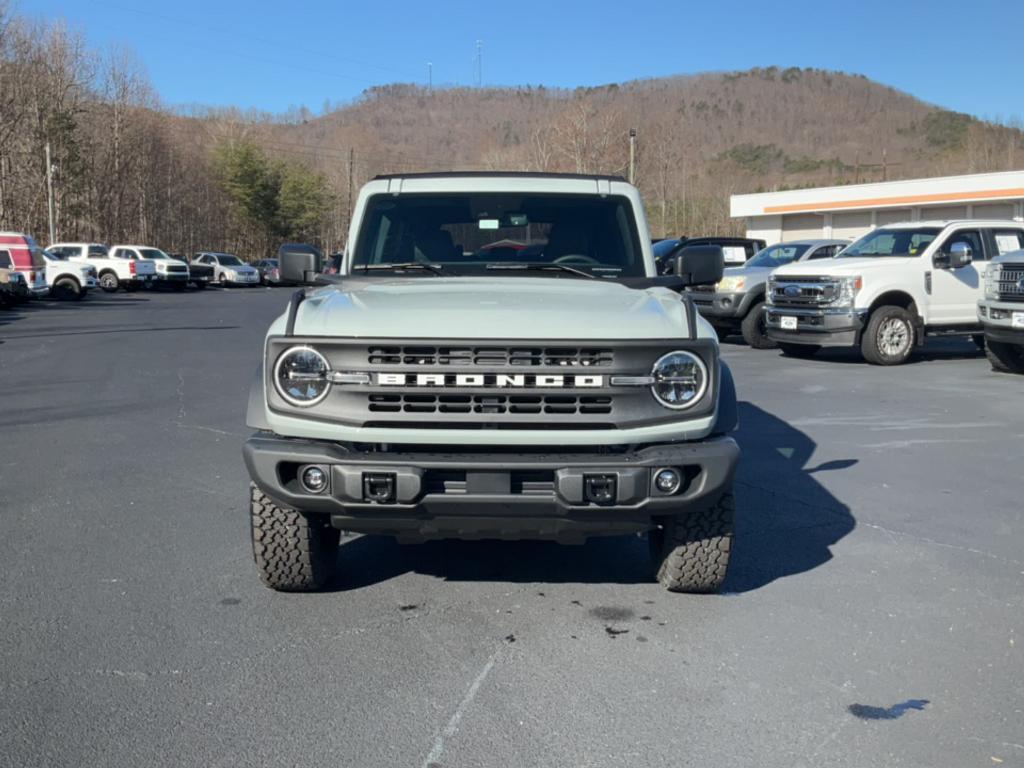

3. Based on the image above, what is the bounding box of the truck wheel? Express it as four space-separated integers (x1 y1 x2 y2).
99 272 119 292
650 492 733 593
778 342 820 358
740 301 775 349
250 483 339 591
861 306 915 365
53 277 83 301
985 339 1024 374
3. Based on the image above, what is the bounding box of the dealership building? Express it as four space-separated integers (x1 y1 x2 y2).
731 169 1024 244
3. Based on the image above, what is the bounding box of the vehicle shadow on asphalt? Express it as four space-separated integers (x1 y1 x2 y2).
326 401 857 593
723 401 856 593
780 338 984 365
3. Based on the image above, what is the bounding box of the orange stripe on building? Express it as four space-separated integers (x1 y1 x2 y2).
763 187 1024 214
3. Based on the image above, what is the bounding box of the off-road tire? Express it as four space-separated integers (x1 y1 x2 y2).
99 271 119 292
861 305 915 365
740 301 775 349
250 483 339 591
985 339 1024 374
650 492 734 593
778 342 820 358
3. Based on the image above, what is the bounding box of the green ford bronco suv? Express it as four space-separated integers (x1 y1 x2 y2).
243 172 739 593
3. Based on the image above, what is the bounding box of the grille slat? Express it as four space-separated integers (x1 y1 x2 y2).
367 393 613 416
996 266 1024 301
367 346 614 368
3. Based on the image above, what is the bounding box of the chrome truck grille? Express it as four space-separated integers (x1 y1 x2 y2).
769 275 842 307
996 265 1024 302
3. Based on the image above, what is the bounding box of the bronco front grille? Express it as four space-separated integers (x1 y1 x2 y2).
996 265 1024 302
367 346 614 367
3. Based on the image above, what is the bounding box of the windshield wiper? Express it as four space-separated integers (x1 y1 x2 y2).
359 262 444 276
486 263 597 279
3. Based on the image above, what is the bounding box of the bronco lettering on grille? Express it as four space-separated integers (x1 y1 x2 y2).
376 373 604 388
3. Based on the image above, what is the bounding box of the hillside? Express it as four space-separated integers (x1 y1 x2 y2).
242 67 1024 240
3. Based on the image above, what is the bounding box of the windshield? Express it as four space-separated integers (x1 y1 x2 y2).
138 248 170 260
747 243 811 268
44 249 66 261
351 193 645 278
841 227 940 258
218 255 243 266
88 246 109 258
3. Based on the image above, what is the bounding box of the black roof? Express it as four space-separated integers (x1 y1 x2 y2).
372 171 628 182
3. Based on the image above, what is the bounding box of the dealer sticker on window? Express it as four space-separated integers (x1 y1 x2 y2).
781 316 798 330
1012 312 1024 329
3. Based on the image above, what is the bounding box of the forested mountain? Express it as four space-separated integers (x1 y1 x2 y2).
3 5 1022 258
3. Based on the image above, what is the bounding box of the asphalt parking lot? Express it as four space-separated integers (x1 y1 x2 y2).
1 287 1021 768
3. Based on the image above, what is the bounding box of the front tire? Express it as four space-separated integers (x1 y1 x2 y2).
740 301 775 349
779 342 820 358
861 305 915 365
219 272 229 287
650 492 734 593
53 277 82 301
985 339 1024 374
250 483 339 591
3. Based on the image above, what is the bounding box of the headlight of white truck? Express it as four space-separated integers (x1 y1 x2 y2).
651 351 708 410
274 346 331 406
829 276 862 307
985 264 1002 300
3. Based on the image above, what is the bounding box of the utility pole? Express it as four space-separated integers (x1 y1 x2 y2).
347 148 354 223
475 40 482 87
45 142 56 244
628 128 637 184
427 62 433 90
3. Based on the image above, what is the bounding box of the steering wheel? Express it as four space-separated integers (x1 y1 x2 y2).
553 254 601 266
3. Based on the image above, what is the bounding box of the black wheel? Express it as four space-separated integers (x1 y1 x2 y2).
650 492 734 593
53 277 83 301
99 272 119 292
250 483 339 591
861 305 915 365
985 339 1024 374
972 334 986 351
778 342 820 358
740 301 775 349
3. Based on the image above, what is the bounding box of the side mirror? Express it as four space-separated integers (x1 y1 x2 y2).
279 243 323 284
935 241 973 270
674 245 724 287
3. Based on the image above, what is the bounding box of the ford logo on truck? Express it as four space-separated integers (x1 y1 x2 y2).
376 373 604 388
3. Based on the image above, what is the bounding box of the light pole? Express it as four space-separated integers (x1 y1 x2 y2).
628 128 637 184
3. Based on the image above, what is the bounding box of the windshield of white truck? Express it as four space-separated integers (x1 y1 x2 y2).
138 248 171 259
840 227 941 258
351 193 645 278
747 243 810 268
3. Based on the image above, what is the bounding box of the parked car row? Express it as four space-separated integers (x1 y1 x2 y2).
0 231 302 307
687 219 1024 374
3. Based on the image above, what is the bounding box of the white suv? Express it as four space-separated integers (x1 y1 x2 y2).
765 220 1024 365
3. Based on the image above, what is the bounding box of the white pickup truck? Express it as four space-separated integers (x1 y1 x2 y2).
765 220 1024 365
50 242 157 292
40 249 99 300
110 245 190 290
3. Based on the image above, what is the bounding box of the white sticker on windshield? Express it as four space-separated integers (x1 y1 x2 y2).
478 219 499 230
723 246 747 263
995 234 1021 254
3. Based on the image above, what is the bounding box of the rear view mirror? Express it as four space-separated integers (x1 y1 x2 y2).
674 245 724 287
278 243 323 284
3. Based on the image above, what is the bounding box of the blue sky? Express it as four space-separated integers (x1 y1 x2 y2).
19 0 1023 121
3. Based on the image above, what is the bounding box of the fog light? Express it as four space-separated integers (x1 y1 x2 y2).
301 465 328 494
654 468 682 495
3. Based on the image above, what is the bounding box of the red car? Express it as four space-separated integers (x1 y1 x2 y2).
0 232 49 297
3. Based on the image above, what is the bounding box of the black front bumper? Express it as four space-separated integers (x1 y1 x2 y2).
690 291 752 322
765 307 866 347
243 435 739 543
984 325 1024 345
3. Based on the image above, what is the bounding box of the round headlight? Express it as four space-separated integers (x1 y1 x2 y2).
274 346 331 406
650 351 708 410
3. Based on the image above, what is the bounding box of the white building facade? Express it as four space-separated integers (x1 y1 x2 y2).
731 170 1024 244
